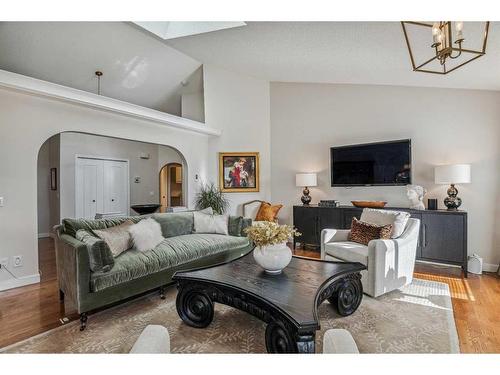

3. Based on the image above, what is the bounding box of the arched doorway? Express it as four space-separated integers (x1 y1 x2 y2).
159 162 184 210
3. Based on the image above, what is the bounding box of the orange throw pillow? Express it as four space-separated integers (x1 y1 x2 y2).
255 202 283 222
349 217 392 246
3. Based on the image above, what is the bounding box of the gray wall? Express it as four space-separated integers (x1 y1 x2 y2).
59 132 184 219
37 141 50 235
204 64 271 215
270 82 500 268
36 134 60 236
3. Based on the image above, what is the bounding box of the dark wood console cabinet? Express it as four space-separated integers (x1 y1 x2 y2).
293 205 468 275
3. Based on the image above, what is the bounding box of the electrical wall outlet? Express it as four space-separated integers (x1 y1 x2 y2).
13 255 23 268
0 257 8 268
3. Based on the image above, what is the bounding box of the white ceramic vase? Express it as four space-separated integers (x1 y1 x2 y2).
253 242 292 274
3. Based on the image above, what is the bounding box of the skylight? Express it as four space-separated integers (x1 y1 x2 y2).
134 21 246 40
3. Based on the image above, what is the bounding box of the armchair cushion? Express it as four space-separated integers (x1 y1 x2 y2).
323 241 368 266
349 217 392 245
360 208 410 238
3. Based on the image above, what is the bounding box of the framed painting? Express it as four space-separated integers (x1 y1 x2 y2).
219 152 259 192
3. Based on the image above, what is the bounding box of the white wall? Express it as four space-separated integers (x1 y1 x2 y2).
0 87 210 290
203 65 271 215
270 82 500 267
59 132 163 219
37 141 51 236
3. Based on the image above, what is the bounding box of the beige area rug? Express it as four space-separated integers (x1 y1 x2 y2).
1 278 459 353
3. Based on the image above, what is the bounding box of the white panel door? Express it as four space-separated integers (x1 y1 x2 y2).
75 158 104 219
103 160 129 216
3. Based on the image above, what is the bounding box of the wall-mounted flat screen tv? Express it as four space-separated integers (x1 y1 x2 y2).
330 139 411 186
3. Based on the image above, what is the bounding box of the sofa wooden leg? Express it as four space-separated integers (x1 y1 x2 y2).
59 289 65 302
160 286 166 300
80 313 88 331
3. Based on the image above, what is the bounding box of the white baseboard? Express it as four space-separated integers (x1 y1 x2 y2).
38 232 55 239
483 263 499 273
0 273 40 291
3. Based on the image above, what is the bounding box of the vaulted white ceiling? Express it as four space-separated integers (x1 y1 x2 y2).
0 22 203 115
1 21 498 117
167 21 500 91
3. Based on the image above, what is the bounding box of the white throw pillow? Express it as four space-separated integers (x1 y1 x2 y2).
193 211 229 235
128 218 164 252
360 208 410 238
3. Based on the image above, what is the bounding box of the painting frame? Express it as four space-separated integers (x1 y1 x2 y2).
219 152 260 193
50 167 57 191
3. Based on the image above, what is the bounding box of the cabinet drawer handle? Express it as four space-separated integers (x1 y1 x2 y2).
423 224 427 247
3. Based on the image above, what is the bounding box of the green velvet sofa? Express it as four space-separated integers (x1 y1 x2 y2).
54 212 253 330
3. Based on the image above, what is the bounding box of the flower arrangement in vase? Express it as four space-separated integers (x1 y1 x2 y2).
245 221 300 274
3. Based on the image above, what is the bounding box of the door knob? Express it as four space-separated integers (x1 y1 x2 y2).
92 200 96 203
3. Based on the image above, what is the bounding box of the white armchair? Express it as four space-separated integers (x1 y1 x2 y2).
321 218 420 298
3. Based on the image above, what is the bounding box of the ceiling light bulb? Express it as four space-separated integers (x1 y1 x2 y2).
455 21 464 32
432 22 441 44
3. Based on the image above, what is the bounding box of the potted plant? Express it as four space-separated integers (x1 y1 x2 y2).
245 222 300 274
195 182 229 214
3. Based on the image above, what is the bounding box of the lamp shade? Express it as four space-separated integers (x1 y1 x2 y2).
296 173 317 187
434 164 471 184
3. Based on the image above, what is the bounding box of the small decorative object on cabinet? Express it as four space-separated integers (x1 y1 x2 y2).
406 184 426 210
428 198 438 210
245 221 299 274
434 164 471 210
296 173 317 205
219 152 259 192
351 200 387 208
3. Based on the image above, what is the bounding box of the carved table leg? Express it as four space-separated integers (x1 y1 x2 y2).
79 313 88 331
176 284 214 328
328 273 363 316
159 286 166 300
265 321 316 353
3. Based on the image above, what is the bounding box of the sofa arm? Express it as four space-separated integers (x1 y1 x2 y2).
55 228 91 313
367 231 419 297
320 229 351 259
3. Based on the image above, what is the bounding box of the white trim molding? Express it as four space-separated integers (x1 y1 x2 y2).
0 69 221 137
483 263 499 273
0 272 40 291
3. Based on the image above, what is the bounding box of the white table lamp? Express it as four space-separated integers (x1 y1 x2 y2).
296 173 317 205
434 164 470 210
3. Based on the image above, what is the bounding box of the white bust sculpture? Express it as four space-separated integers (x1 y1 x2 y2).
406 185 426 210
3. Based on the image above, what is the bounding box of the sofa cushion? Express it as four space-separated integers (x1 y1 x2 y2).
90 234 250 292
323 241 368 266
75 229 114 273
228 216 243 236
94 220 134 257
62 216 144 238
152 212 194 238
360 208 410 238
194 211 229 235
129 218 164 252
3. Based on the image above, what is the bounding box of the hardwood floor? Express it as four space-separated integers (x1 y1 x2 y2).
0 238 498 352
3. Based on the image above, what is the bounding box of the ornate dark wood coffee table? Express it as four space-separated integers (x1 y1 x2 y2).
172 253 366 353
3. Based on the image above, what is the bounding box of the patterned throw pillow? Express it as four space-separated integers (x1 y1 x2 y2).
255 202 283 222
349 217 393 246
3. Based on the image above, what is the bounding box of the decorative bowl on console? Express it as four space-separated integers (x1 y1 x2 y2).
351 200 387 208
